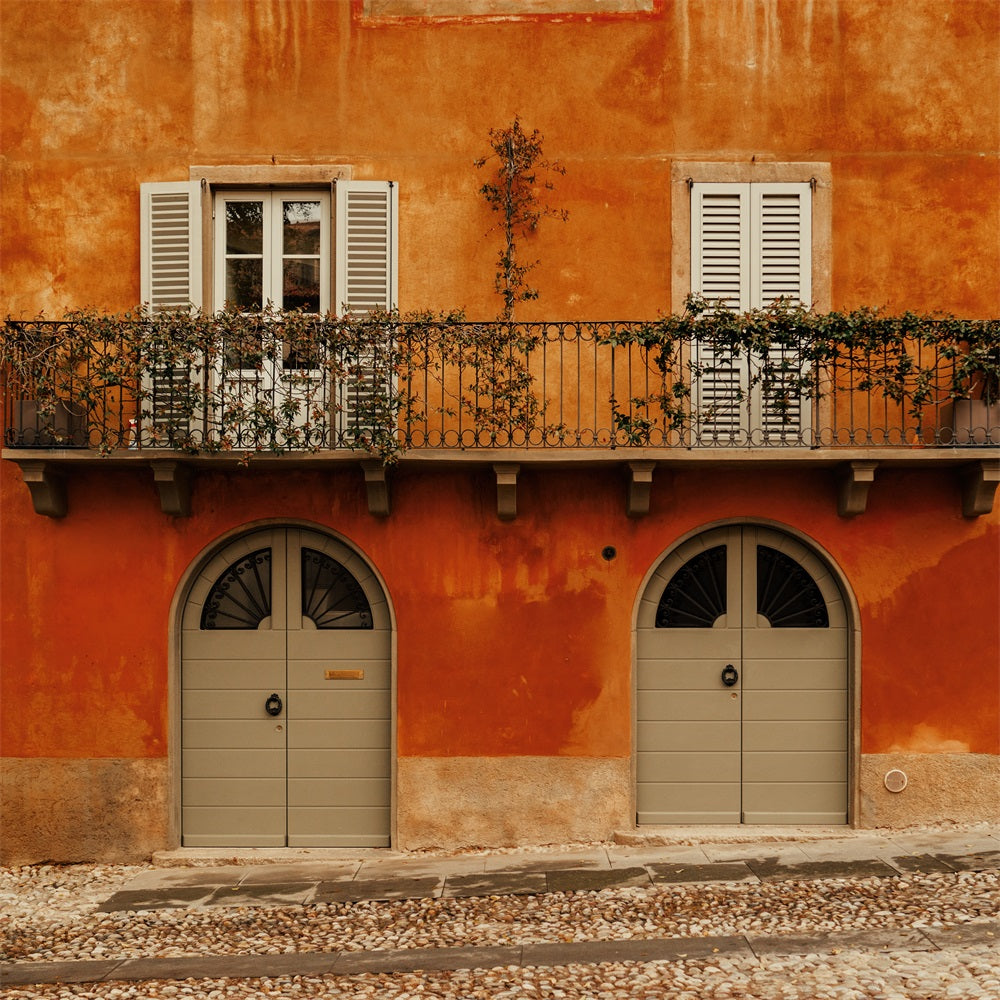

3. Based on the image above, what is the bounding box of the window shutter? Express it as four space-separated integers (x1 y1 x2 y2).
691 183 749 313
140 181 203 312
691 183 749 442
690 181 813 445
751 183 812 442
751 183 812 308
139 182 203 447
333 181 398 445
334 180 398 314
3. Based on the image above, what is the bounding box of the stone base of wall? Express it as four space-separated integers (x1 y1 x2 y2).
0 757 169 865
859 753 1000 828
396 756 631 850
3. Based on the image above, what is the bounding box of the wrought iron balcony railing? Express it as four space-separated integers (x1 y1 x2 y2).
3 315 999 457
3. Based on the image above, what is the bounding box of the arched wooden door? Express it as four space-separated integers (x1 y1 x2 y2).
636 525 848 824
181 526 391 847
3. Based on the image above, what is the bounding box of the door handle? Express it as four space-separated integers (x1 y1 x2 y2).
721 664 739 687
264 693 283 716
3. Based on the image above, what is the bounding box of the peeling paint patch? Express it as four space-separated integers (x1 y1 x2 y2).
888 724 971 755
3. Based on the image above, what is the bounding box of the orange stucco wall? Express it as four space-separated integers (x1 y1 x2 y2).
2 0 999 825
2 0 998 317
3 461 998 760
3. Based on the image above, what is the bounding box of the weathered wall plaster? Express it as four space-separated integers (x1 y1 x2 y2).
860 753 1000 828
396 756 631 849
1 758 169 865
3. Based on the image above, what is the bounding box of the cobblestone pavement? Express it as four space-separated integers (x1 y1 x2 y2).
2 826 998 998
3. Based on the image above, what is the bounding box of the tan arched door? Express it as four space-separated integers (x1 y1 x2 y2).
181 527 391 847
637 526 848 824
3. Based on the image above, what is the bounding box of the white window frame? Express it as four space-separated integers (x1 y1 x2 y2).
213 188 331 316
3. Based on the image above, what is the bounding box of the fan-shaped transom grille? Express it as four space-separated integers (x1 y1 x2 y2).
655 545 727 628
201 548 272 630
757 545 829 628
302 548 373 629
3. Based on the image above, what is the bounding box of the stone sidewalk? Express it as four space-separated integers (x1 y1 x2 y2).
3 827 999 988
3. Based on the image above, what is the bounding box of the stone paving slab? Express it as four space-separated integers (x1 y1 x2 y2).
919 920 1000 948
931 849 1000 872
701 843 813 864
520 933 748 967
481 849 611 873
124 866 248 891
545 866 650 894
747 927 936 957
0 960 126 987
203 881 317 908
886 853 956 874
333 944 519 974
313 875 443 902
95 886 219 913
12 924 1000 987
441 872 548 898
745 857 901 882
239 862 362 884
647 861 759 884
96 836 1000 913
606 845 712 868
355 855 488 878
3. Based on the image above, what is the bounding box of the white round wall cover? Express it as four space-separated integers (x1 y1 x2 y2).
884 769 908 793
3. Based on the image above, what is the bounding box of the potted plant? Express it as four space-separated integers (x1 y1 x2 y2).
945 341 1000 446
1 320 88 448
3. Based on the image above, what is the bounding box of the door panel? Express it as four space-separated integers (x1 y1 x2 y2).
741 690 847 721
183 777 286 807
637 526 848 825
743 751 847 783
182 526 391 847
289 748 391 779
183 748 286 778
182 660 287 689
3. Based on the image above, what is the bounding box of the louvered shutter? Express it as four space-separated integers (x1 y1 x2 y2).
139 182 203 446
691 184 750 443
140 182 203 311
752 184 811 308
690 181 813 445
334 181 398 446
334 180 397 314
752 183 812 442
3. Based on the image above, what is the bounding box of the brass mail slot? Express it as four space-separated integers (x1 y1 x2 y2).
325 669 364 680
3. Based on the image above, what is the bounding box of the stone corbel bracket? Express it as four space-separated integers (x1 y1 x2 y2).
17 460 67 518
494 463 519 521
960 459 1000 517
151 460 193 517
836 460 878 518
361 461 390 517
626 461 656 518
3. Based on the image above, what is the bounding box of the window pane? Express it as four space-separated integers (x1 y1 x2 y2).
226 258 263 310
225 201 264 254
283 259 320 312
283 201 321 254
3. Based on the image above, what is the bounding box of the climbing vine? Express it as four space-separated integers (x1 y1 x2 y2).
475 116 569 321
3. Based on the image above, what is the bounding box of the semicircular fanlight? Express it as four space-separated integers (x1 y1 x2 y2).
757 545 829 628
200 548 272 630
302 548 373 629
655 545 727 628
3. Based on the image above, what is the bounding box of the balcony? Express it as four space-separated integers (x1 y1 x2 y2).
3 310 998 519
